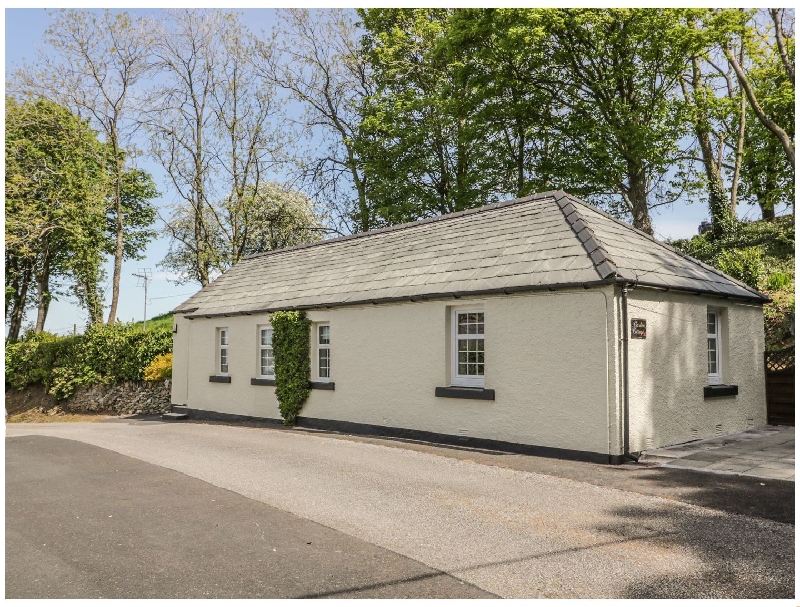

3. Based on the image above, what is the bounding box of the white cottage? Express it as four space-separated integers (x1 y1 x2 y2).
170 191 768 463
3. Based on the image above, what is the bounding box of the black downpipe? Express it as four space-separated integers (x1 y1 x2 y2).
621 283 638 463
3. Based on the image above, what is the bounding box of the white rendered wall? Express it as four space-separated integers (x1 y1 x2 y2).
625 289 767 451
172 288 615 456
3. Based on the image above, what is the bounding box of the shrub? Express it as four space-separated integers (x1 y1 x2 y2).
712 247 764 290
5 323 173 400
143 353 173 381
766 272 793 291
271 311 311 425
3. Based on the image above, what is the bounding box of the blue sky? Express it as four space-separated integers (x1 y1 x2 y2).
4 8 774 335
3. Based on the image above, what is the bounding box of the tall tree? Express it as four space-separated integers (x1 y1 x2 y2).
358 9 500 225
730 9 795 219
256 9 374 233
13 9 156 325
721 9 795 170
5 97 109 337
537 9 704 235
159 182 324 281
445 9 565 198
677 11 741 238
145 9 287 285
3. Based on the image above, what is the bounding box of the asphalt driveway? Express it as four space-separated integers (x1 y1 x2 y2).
6 420 795 598
6 435 488 599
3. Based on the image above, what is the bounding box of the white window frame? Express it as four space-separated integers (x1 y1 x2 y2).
707 310 722 385
451 308 485 388
316 324 331 381
258 325 275 379
218 328 230 376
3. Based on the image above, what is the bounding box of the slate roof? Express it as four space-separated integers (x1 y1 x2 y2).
173 191 768 318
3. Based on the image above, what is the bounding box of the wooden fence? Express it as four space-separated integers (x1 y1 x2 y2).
765 346 795 426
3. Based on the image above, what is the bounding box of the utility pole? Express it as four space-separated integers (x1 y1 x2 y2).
132 269 152 331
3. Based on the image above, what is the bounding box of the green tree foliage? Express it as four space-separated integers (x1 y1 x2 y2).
160 182 324 283
537 9 708 235
445 9 566 199
110 168 159 263
271 311 311 425
672 214 794 349
356 9 715 235
5 97 110 337
5 323 173 400
13 9 157 325
358 9 502 225
736 14 795 219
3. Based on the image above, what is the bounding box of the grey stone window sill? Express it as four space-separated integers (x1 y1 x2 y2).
251 378 276 386
704 384 738 398
209 375 231 383
310 381 335 390
435 386 495 400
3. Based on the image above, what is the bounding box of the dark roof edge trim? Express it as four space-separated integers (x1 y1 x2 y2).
179 276 767 319
240 190 565 263
566 195 768 300
181 279 617 319
554 192 618 279
614 276 770 304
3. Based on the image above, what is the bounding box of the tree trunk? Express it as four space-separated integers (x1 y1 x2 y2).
34 250 51 334
107 130 124 324
769 9 795 84
684 56 735 239
758 169 777 221
7 259 32 341
628 165 653 236
730 69 747 216
516 119 525 197
725 46 795 170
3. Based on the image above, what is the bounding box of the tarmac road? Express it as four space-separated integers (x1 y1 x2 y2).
6 420 795 598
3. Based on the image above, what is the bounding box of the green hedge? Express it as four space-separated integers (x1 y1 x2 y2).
5 323 173 400
271 310 311 425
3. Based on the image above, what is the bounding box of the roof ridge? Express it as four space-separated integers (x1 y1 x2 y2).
241 191 564 263
565 195 767 299
553 192 618 279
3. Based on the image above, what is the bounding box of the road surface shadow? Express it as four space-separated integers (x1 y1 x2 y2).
595 504 794 598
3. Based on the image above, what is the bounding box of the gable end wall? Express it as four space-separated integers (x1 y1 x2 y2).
625 289 767 451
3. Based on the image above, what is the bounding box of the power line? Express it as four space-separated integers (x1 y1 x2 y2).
148 292 196 301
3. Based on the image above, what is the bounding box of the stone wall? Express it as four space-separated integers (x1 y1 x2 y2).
5 380 171 417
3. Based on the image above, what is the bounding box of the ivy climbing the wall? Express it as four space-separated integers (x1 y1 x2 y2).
271 310 312 425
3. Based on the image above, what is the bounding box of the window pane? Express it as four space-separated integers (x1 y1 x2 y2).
319 347 330 378
261 328 272 346
707 338 717 374
458 351 467 363
458 339 467 352
319 325 330 345
476 363 484 376
220 330 228 346
458 363 467 375
261 347 274 376
707 313 716 335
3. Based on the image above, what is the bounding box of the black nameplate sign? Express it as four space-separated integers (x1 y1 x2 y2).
631 318 646 339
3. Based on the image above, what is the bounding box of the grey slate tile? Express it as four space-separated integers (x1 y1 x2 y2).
174 193 767 316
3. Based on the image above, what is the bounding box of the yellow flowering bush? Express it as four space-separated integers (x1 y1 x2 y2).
143 353 173 381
